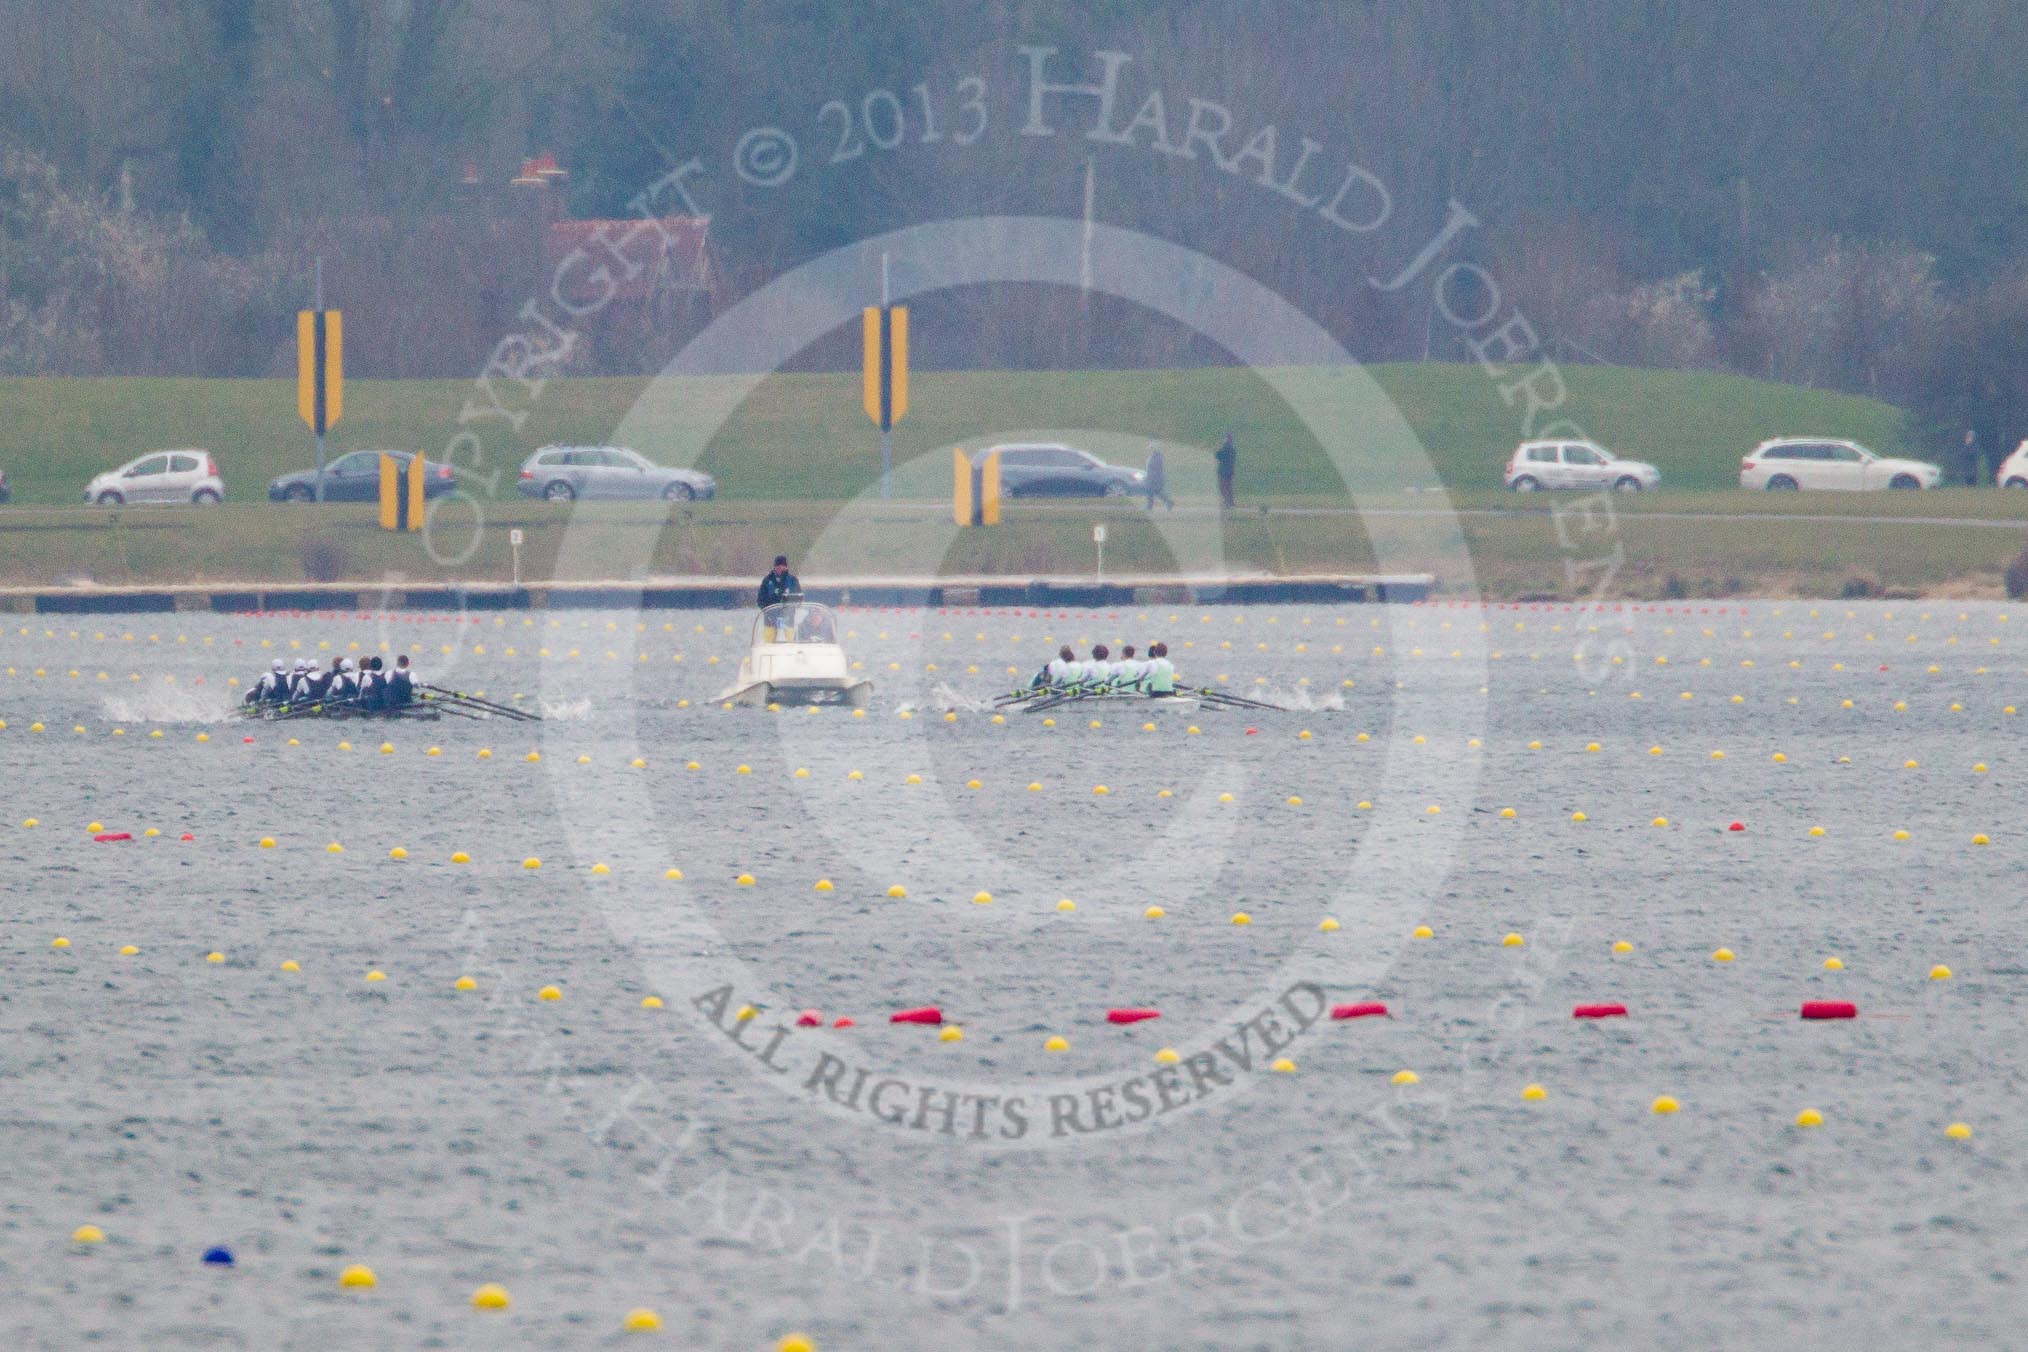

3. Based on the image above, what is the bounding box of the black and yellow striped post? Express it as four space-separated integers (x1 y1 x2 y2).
296 296 342 501
863 302 909 498
378 453 426 531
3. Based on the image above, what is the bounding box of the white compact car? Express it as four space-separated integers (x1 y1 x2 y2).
1996 440 2028 489
1739 439 1941 491
1504 440 1661 492
87 450 224 506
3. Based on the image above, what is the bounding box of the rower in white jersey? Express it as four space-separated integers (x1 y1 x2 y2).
1081 644 1113 691
1030 645 1078 689
1109 644 1147 691
1142 642 1177 696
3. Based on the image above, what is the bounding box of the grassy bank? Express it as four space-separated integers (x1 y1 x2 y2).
0 363 1913 505
2 494 2022 601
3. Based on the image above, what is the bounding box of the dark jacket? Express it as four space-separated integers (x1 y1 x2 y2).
1214 438 1236 477
758 570 801 607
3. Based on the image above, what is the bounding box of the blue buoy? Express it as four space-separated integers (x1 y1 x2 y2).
202 1246 235 1267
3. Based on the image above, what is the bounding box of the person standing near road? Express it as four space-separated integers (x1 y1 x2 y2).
758 555 800 608
1144 443 1174 511
1215 434 1237 509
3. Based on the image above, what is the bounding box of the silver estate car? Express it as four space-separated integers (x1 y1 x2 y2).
517 446 717 502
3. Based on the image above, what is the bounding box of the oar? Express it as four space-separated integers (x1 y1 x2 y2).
421 684 538 721
1185 684 1290 712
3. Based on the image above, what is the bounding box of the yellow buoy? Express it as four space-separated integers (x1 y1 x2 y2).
1392 1069 1419 1086
470 1282 511 1310
624 1308 662 1332
735 872 756 886
1712 947 1736 962
1230 912 1252 926
454 976 477 991
939 1025 964 1042
51 936 69 949
1501 932 1524 948
523 857 542 870
814 879 834 892
1144 906 1166 919
1521 1083 1547 1101
537 985 563 1001
641 996 664 1009
1795 1108 1824 1128
1319 917 1340 932
279 959 300 972
1651 1095 1681 1115
73 1224 106 1244
205 951 225 964
1044 1036 1069 1052
1154 1048 1181 1065
1612 940 1634 954
1945 1122 1973 1140
1929 964 1953 981
1057 899 1076 912
452 851 471 864
887 884 907 898
972 891 993 905
338 1264 376 1288
1411 925 1434 939
388 847 407 860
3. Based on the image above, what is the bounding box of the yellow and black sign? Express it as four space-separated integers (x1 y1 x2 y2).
377 453 426 532
297 309 343 434
862 304 908 430
954 448 1002 527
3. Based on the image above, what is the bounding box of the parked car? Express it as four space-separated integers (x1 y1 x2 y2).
1996 440 2028 489
1503 439 1660 492
517 446 716 502
86 450 223 505
0 467 9 504
269 450 457 503
1739 439 1941 491
972 443 1145 498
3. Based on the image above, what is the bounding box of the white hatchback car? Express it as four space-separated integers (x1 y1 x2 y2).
87 450 224 506
1996 440 2028 489
1739 439 1941 491
1504 440 1661 492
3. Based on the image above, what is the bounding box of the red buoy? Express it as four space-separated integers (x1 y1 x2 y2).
1106 1008 1161 1025
890 1006 942 1025
1329 1002 1390 1020
1572 1003 1628 1018
92 831 132 843
832 1016 855 1028
179 833 194 841
1800 1000 1858 1020
795 1009 822 1027
1727 821 1745 832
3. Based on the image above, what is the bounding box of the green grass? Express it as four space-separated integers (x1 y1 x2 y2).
0 363 1915 506
8 363 2013 599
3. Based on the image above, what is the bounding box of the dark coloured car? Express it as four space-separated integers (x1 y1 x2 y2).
269 450 457 503
971 443 1144 498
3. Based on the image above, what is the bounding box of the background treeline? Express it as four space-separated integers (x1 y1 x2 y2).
3 0 2026 471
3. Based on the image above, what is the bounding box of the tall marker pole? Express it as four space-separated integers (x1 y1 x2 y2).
863 252 909 499
297 258 343 502
313 259 325 501
880 254 891 499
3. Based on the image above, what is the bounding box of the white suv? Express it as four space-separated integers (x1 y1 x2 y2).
1740 439 1940 491
86 450 224 506
1996 440 2028 489
1504 440 1660 492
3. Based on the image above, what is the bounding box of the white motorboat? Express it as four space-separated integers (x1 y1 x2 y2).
714 601 874 707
